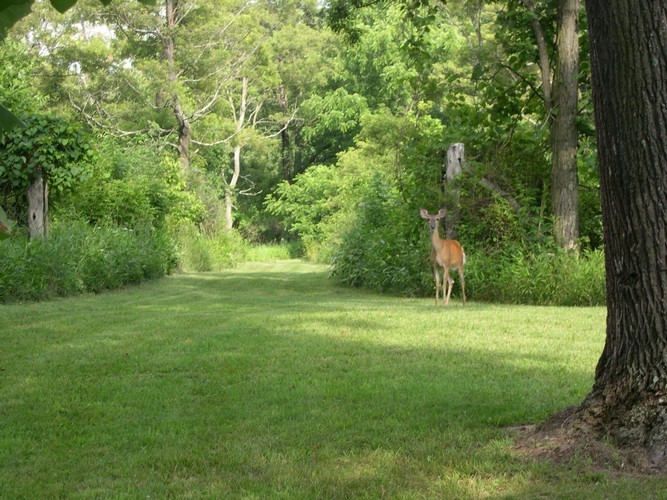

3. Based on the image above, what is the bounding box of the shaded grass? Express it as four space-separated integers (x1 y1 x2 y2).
1 261 665 498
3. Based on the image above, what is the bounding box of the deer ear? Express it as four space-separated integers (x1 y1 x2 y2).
437 208 447 218
419 209 429 219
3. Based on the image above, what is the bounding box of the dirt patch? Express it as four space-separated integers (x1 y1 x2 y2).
508 406 667 477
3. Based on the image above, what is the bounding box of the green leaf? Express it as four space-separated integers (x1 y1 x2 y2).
50 0 77 13
0 103 24 134
0 1 32 41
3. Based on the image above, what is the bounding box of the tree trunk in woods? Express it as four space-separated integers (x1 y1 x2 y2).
571 0 667 464
164 0 191 172
27 169 48 239
550 0 580 250
443 143 464 239
522 0 552 115
523 0 580 250
445 142 520 237
224 76 249 230
225 144 242 230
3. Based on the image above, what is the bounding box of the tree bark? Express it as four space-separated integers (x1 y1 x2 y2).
225 144 242 231
224 76 248 230
576 0 667 463
27 169 48 239
523 0 580 250
443 143 464 238
550 0 580 250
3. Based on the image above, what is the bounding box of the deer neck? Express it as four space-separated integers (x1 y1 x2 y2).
431 229 443 248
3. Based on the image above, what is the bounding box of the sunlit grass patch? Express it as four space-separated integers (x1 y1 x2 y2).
1 261 665 498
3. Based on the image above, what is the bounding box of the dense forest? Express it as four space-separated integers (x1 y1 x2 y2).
0 0 605 304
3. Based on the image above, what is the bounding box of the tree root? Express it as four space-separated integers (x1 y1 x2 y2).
509 404 667 476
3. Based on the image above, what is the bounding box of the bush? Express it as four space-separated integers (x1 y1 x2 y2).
0 221 177 302
331 175 430 296
175 223 247 272
264 164 342 262
464 247 606 306
330 171 606 306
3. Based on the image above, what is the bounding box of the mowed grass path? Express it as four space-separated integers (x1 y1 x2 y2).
1 261 665 498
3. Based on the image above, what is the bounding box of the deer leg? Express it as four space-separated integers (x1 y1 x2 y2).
459 266 466 306
444 266 452 306
433 266 440 306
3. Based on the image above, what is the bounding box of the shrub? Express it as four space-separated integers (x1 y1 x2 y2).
464 246 606 306
175 223 247 272
0 221 177 303
331 176 606 306
265 164 342 262
331 175 429 296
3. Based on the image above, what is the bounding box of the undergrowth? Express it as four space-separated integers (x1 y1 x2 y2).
0 221 177 302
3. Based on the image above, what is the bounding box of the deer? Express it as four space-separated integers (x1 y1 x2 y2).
420 208 466 306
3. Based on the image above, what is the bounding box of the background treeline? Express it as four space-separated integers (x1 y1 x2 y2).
0 0 604 305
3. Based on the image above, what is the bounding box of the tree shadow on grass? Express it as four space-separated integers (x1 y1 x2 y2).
5 265 662 497
131 272 604 485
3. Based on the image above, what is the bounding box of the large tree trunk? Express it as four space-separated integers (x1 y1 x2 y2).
575 0 667 463
550 0 580 250
443 143 463 239
27 169 48 239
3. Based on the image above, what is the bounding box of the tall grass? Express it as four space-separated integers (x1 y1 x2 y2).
244 241 303 261
465 247 606 306
1 261 664 497
0 221 177 302
175 223 248 271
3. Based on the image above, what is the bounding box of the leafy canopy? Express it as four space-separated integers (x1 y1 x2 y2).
0 0 156 133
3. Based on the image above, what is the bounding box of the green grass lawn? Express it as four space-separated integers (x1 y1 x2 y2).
1 260 665 498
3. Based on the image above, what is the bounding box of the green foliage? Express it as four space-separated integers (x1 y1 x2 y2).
323 106 446 292
0 2 32 50
0 113 95 224
331 171 605 306
0 113 94 192
265 164 342 261
175 222 248 272
465 247 606 306
321 104 604 306
0 220 177 302
0 0 156 39
56 136 206 230
300 88 368 165
331 174 428 295
0 1 156 132
63 178 166 229
0 39 46 116
457 191 552 253
577 134 602 248
0 205 12 239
